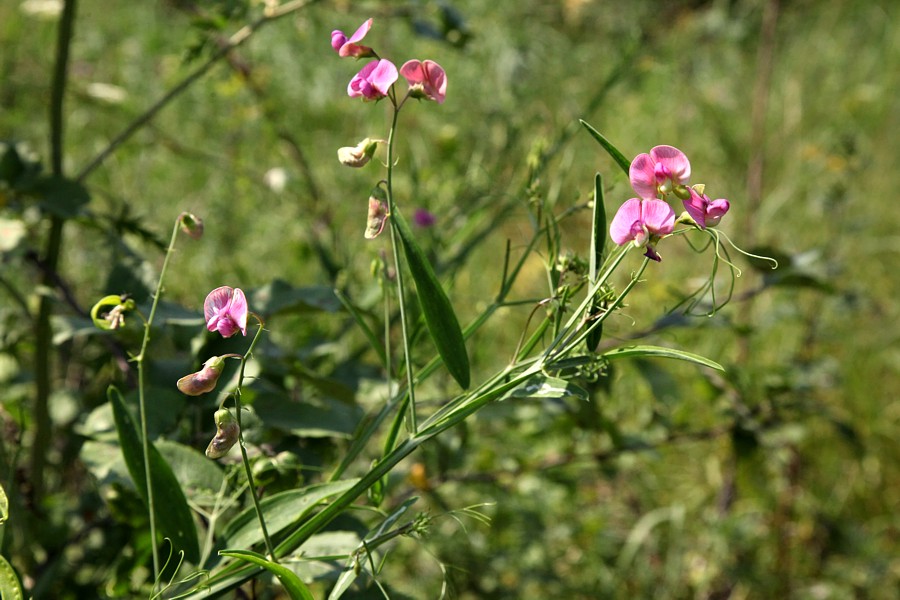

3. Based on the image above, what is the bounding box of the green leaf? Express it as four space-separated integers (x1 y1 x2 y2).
220 479 359 552
108 386 200 564
587 173 607 351
393 210 470 389
0 555 23 600
30 175 90 218
579 120 631 175
254 394 362 439
0 482 7 525
602 345 725 372
219 550 314 600
503 375 590 402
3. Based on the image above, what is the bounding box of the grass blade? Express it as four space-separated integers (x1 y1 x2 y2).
580 120 631 175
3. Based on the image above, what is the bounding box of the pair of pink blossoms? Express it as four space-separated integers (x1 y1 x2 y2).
332 18 447 104
610 146 730 261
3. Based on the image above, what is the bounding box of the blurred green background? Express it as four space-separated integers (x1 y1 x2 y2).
1 0 898 597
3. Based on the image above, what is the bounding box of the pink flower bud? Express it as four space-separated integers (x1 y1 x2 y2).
176 356 226 396
337 138 379 168
364 194 389 239
178 212 204 240
331 18 375 58
205 408 240 459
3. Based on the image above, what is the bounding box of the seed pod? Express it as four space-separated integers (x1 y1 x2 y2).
205 409 240 459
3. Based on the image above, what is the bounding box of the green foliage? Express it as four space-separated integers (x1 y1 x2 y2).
0 0 898 597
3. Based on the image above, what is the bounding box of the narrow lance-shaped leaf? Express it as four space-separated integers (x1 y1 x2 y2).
393 210 470 389
108 386 200 563
602 345 725 372
587 172 606 351
580 120 630 175
0 555 22 600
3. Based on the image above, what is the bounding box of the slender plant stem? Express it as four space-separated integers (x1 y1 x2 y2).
134 217 185 585
232 317 276 561
31 0 77 509
384 97 418 434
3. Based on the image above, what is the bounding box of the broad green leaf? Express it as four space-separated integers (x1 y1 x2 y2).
602 345 725 372
393 210 470 389
155 439 225 498
0 555 22 600
108 386 200 564
503 375 590 402
219 550 314 600
579 120 631 175
587 172 607 351
220 479 359 552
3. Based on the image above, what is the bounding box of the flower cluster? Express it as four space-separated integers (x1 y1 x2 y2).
610 145 730 261
332 18 447 104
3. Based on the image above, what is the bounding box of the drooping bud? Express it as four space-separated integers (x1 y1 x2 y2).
178 212 204 240
364 187 389 239
337 138 380 168
177 356 226 396
205 408 240 459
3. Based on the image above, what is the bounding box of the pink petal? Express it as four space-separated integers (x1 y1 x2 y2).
641 199 676 236
346 18 372 44
368 59 398 95
422 60 447 103
331 30 347 53
649 145 691 184
683 188 709 229
609 198 643 245
204 286 234 325
229 288 248 336
705 198 730 227
348 60 379 98
629 153 658 200
400 60 425 83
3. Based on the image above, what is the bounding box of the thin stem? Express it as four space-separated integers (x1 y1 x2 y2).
232 317 276 561
134 216 184 585
385 97 418 434
31 0 77 509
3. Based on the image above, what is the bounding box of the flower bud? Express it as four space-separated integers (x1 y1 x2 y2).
206 408 240 459
364 188 389 239
176 356 226 396
178 212 204 240
337 138 379 168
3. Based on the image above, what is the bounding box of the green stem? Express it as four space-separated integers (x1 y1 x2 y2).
384 97 418 435
134 216 185 585
31 0 77 510
232 317 277 561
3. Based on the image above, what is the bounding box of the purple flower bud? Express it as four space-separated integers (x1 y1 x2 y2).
205 408 240 459
176 356 226 396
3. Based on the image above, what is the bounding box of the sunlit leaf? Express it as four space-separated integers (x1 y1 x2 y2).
602 345 725 372
580 120 631 175
503 375 590 402
218 550 314 600
108 386 200 563
393 210 470 389
0 483 7 525
0 555 22 600
219 479 359 552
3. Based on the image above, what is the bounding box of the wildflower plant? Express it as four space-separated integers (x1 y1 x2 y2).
73 13 776 600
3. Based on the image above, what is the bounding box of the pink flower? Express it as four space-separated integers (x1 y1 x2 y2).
204 286 248 338
331 18 374 58
629 145 691 200
348 59 398 100
412 208 436 228
399 60 447 104
609 198 676 262
683 187 730 229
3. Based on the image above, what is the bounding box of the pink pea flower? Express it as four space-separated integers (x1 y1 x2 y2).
683 187 730 229
348 59 398 100
609 198 676 262
204 286 248 338
331 18 374 58
629 145 692 200
399 60 447 104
